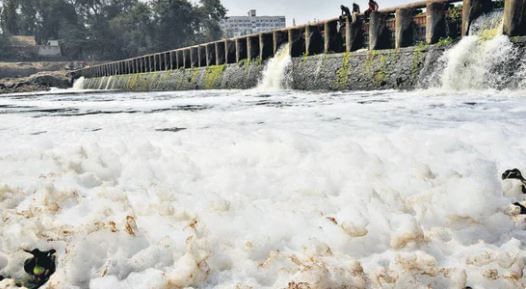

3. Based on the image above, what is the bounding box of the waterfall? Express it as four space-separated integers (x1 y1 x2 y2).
256 43 292 91
428 9 521 90
105 76 114 90
72 77 86 90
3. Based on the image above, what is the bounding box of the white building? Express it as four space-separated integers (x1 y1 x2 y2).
220 10 286 38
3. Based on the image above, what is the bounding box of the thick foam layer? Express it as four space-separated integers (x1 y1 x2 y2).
0 89 526 289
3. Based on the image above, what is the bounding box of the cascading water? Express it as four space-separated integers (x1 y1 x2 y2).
72 76 86 90
429 9 523 90
256 43 292 91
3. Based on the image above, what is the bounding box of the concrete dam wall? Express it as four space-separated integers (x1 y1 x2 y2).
76 0 526 92
81 45 446 91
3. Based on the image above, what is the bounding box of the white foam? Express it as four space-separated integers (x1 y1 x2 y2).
1 89 526 288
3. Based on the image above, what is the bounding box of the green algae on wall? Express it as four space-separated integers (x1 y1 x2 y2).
335 52 351 89
204 65 226 89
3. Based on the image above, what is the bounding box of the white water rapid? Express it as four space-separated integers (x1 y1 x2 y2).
429 9 522 90
72 76 86 90
256 43 292 91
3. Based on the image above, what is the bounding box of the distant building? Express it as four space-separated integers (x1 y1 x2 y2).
220 10 286 38
7 35 62 59
38 40 61 57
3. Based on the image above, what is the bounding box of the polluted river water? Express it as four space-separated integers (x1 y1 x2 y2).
2 31 526 289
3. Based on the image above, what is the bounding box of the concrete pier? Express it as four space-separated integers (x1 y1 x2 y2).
163 53 169 70
369 12 392 50
426 2 447 44
324 19 342 53
206 43 216 66
236 38 248 62
171 52 177 70
260 32 274 60
273 30 289 53
461 0 493 35
184 49 191 68
396 8 415 48
503 0 526 36
190 47 199 68
288 27 306 57
248 35 260 60
198 46 207 67
176 50 184 69
216 41 226 65
345 14 365 51
225 40 236 64
306 24 324 55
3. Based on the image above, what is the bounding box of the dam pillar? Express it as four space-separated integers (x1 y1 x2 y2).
324 19 342 53
206 43 216 66
273 29 289 53
225 39 236 64
157 54 163 70
176 50 184 68
288 27 305 57
260 32 274 60
216 41 226 65
248 35 260 60
172 51 178 69
345 13 365 52
503 0 526 36
191 46 199 68
369 11 392 50
396 8 416 48
184 49 191 68
305 24 324 55
236 38 248 62
461 0 493 36
198 45 207 67
426 1 448 44
162 53 168 70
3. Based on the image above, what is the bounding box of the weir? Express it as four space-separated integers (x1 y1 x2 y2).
74 0 526 91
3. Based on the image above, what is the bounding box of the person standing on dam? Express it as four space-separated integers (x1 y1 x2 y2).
364 0 379 17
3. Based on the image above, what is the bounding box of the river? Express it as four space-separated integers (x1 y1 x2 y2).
1 33 526 288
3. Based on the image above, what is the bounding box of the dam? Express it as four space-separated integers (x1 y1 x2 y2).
73 0 526 91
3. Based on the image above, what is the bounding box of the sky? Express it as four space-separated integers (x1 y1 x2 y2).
220 0 409 26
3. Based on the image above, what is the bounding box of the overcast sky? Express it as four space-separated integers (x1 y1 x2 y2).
220 0 409 25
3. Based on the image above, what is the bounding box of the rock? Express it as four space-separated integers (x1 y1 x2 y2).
0 71 71 95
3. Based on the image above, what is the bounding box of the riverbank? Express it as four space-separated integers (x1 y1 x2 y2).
0 71 71 94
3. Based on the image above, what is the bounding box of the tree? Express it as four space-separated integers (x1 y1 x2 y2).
151 0 199 50
1 0 19 34
196 0 226 42
109 2 155 57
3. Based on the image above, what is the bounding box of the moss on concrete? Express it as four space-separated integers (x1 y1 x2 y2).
335 52 351 89
204 65 226 89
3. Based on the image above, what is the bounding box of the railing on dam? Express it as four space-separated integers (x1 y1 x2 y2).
75 0 525 79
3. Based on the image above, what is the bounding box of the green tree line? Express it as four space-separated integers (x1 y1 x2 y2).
0 0 226 59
